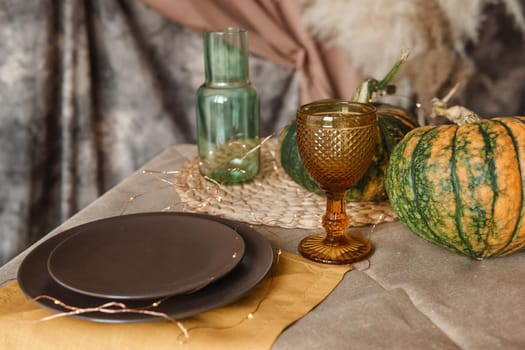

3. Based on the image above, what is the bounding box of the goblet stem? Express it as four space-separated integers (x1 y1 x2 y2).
298 191 373 265
322 191 351 246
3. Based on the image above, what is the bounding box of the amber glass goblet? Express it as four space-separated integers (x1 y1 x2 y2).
296 100 378 264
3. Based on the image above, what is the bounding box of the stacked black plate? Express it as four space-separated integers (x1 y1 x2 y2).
17 212 274 323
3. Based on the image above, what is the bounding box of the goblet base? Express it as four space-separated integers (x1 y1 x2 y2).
298 233 373 265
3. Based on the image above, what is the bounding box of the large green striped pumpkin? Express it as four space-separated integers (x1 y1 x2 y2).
280 103 418 202
386 117 525 259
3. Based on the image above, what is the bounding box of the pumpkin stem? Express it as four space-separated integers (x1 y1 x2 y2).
431 83 481 125
377 49 410 91
351 49 409 103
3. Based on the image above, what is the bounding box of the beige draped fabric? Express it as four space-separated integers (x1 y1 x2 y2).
139 0 362 103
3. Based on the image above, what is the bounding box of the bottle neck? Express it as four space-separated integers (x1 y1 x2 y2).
204 28 250 84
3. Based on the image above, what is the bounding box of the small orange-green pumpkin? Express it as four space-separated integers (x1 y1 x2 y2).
386 115 525 259
279 52 418 202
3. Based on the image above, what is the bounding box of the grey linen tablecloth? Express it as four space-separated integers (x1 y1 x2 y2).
2 144 525 350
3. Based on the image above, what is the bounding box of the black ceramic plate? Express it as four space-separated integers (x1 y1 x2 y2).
17 212 275 323
47 214 245 299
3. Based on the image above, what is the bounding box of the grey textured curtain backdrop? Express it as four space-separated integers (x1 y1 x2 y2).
0 0 298 264
1 0 523 266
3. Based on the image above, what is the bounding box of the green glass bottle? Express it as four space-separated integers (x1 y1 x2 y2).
196 28 260 185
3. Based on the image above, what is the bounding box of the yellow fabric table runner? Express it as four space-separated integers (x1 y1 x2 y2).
0 252 350 349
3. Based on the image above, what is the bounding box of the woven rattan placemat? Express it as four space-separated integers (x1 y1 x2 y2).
174 139 397 229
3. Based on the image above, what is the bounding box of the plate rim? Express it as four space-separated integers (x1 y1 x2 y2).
17 212 275 323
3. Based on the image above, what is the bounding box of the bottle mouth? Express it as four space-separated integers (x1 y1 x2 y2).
203 27 249 83
207 27 247 36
